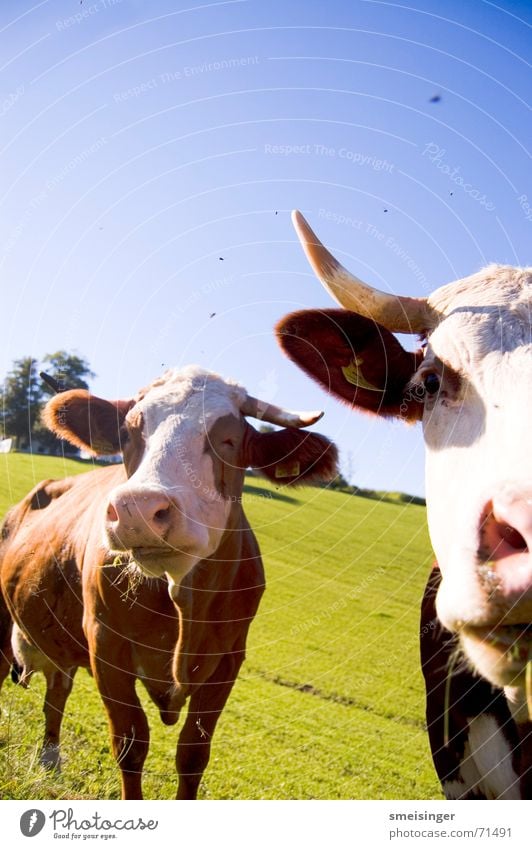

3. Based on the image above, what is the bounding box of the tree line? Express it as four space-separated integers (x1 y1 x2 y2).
0 351 94 453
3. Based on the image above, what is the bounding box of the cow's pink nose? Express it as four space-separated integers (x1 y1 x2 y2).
106 490 174 543
483 497 532 561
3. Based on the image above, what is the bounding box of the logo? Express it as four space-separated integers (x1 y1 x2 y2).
20 809 46 837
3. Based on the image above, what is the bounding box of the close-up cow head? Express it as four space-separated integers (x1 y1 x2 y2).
43 365 338 588
276 211 532 712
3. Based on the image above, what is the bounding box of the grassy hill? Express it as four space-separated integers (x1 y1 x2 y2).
0 453 440 800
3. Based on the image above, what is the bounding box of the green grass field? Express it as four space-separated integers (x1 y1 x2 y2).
0 453 441 800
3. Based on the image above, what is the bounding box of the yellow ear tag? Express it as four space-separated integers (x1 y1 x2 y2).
275 461 301 479
90 439 116 455
341 357 383 393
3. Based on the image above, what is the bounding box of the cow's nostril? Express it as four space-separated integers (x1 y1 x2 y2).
497 521 527 552
107 503 119 522
154 506 171 524
480 499 532 561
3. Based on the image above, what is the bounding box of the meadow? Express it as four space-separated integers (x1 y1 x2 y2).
0 453 441 800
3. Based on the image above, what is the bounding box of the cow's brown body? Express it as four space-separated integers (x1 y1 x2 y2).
0 366 337 799
0 465 264 798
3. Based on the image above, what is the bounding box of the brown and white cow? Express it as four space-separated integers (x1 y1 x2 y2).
0 365 337 799
276 211 532 799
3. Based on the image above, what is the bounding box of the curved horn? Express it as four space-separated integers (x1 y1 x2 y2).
241 395 323 428
40 371 69 394
292 210 434 334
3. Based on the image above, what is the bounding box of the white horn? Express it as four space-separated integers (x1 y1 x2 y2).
241 395 323 428
292 210 434 334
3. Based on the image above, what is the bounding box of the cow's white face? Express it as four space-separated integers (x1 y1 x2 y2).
276 212 532 709
419 269 532 692
105 368 247 583
44 362 337 590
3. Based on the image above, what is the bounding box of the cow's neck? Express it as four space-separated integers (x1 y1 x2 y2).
504 685 532 796
167 502 249 692
166 502 246 596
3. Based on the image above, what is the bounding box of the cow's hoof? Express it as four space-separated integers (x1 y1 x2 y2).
40 744 62 772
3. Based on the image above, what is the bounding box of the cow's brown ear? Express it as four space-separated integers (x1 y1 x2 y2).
276 309 424 421
245 425 339 486
43 390 132 455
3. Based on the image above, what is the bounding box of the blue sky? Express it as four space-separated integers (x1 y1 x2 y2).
1 0 531 496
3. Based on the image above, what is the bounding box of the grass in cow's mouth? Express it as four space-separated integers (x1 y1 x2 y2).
112 553 129 568
121 560 149 595
477 624 532 664
109 555 153 595
131 546 176 558
481 623 532 647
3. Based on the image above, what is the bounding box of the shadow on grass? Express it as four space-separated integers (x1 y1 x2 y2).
243 482 297 505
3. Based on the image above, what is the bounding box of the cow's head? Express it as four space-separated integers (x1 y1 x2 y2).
44 365 338 589
276 211 532 714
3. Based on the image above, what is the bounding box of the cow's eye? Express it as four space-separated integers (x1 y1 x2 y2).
222 438 235 448
423 373 441 396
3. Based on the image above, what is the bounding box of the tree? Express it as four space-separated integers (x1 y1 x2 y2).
41 350 95 393
0 357 43 450
0 350 95 454
327 471 351 491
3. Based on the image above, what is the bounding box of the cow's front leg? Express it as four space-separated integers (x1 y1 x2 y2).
41 667 77 770
0 593 13 694
92 653 149 800
175 650 244 799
